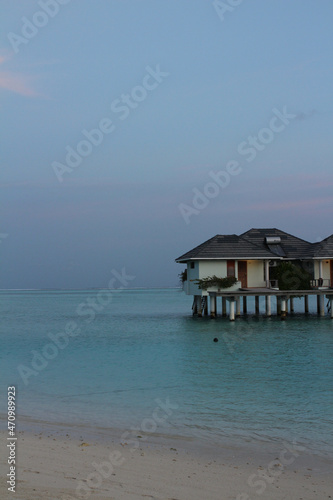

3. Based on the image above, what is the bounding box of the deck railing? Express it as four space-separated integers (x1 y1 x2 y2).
311 278 331 288
267 279 279 289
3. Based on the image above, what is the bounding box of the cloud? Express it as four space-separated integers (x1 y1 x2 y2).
0 52 39 97
248 197 332 212
0 70 39 97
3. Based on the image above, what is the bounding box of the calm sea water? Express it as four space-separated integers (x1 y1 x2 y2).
1 289 333 457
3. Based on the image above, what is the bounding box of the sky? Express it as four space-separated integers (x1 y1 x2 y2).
1 0 333 289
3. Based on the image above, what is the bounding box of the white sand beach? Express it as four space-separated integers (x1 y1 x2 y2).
1 426 332 500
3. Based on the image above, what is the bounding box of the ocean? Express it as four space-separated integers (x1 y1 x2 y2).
1 288 333 458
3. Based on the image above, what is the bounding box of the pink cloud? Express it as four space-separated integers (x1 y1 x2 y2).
0 70 38 97
0 52 40 97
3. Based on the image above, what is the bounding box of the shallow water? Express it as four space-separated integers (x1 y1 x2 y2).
1 289 333 457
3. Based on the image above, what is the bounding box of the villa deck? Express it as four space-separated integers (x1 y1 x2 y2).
193 287 333 321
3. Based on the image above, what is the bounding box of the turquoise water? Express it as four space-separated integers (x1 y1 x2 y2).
1 289 333 457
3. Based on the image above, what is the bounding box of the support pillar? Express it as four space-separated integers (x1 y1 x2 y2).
236 297 241 317
304 295 309 313
290 297 294 313
229 299 235 321
330 298 333 319
277 296 281 315
204 297 208 316
192 296 198 315
319 295 325 317
317 295 320 315
243 296 247 314
197 296 202 317
281 297 286 320
255 296 260 315
222 297 227 317
265 295 271 316
210 295 216 318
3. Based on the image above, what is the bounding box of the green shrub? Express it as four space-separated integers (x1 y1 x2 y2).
270 262 311 290
178 269 187 284
195 275 238 290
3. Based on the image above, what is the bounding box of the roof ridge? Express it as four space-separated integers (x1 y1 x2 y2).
310 234 333 257
175 234 219 261
238 234 276 256
241 228 312 244
176 232 277 262
273 228 312 245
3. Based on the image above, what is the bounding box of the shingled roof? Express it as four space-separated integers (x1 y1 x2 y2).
310 235 333 258
175 234 278 262
240 228 313 259
176 229 333 263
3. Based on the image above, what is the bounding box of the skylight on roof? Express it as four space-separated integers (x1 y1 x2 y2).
267 244 286 257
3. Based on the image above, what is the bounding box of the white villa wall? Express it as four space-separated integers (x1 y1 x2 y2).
247 260 265 287
313 260 318 279
184 259 267 295
186 261 200 295
185 260 229 296
314 260 331 281
198 261 228 296
198 261 228 279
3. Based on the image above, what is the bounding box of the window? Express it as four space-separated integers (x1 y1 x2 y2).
227 260 235 277
190 262 195 269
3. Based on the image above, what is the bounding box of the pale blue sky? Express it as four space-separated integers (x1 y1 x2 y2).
1 0 333 288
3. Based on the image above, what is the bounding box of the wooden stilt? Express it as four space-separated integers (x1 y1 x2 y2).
197 296 202 317
304 295 309 313
210 295 216 318
317 295 320 315
229 299 235 321
281 297 286 320
319 295 325 316
255 296 260 315
222 297 227 317
204 297 208 316
265 295 271 316
236 297 241 317
290 297 294 312
243 296 247 314
330 298 333 319
192 296 197 315
277 296 281 315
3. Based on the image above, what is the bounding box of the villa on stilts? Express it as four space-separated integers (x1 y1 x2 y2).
176 228 333 320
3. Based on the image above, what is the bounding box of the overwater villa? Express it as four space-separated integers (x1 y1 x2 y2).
176 228 333 320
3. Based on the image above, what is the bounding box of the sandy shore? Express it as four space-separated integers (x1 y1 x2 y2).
1 424 332 500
